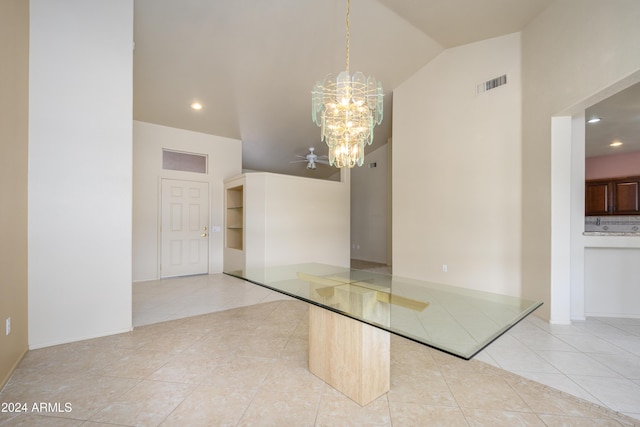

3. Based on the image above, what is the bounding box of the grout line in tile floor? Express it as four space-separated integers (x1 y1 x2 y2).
133 271 640 423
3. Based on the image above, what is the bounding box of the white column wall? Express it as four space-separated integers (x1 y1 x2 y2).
550 116 572 324
570 114 586 321
262 173 350 268
28 0 133 348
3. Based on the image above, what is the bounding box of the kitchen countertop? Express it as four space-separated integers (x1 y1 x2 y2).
584 232 640 236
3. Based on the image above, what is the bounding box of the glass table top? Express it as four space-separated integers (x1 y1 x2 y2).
225 263 542 360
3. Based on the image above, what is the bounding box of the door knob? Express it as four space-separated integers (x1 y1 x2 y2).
201 233 208 237
203 226 208 231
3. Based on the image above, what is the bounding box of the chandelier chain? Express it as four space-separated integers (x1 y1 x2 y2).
345 0 350 73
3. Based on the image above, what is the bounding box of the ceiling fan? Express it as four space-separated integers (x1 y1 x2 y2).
290 147 330 170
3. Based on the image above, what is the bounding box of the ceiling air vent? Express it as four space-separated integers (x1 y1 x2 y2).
477 74 507 94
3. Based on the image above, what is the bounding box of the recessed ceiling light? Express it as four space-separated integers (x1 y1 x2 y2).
610 141 623 147
190 102 203 111
587 117 601 123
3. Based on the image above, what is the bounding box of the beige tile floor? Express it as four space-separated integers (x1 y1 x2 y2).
1 272 639 426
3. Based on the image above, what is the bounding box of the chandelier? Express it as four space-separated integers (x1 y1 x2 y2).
311 0 383 168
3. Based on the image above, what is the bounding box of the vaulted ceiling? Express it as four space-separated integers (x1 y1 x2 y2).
133 0 555 178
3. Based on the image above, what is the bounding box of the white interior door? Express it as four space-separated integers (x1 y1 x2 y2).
161 179 209 278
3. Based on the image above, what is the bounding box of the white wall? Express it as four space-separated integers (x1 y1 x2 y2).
393 1 640 320
522 0 640 321
584 246 640 318
350 143 391 265
28 0 133 348
133 121 242 281
263 173 350 268
393 33 522 296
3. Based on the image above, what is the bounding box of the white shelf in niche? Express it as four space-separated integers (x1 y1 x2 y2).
225 185 244 250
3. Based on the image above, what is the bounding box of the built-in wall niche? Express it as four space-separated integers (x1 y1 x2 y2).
225 185 243 250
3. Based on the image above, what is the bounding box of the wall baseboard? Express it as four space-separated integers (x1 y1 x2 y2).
0 347 28 392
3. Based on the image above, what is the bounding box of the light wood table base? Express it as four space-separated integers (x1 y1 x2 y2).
308 305 390 406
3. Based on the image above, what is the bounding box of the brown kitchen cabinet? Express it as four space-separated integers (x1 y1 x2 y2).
586 176 640 215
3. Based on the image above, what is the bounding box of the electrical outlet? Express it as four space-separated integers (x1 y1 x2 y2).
5 317 10 336
442 264 448 273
